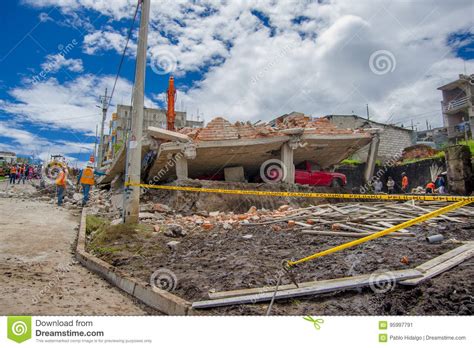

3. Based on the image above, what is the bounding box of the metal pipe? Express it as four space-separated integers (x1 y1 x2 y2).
426 234 444 243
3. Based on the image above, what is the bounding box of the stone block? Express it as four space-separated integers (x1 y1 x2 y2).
224 166 245 182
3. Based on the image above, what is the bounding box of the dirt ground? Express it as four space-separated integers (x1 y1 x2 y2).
0 182 153 315
88 206 474 316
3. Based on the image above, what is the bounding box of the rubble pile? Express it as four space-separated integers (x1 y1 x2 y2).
177 114 361 142
402 144 440 161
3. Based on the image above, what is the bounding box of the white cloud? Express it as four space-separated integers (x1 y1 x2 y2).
0 74 157 134
83 28 137 55
18 0 474 130
0 121 94 164
41 53 84 73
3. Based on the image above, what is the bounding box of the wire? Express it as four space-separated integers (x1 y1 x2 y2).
108 0 141 108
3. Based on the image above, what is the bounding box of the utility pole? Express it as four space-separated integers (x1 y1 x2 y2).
366 104 370 120
94 124 98 164
98 88 109 168
123 0 150 224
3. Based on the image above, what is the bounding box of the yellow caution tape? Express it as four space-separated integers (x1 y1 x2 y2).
125 182 474 202
286 200 472 267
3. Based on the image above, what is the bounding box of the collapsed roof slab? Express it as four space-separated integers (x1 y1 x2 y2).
99 114 373 185
145 132 372 182
97 139 151 185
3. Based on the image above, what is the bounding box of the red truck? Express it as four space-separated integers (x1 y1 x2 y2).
295 161 347 187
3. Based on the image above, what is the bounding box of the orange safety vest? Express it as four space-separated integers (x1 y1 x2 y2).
80 168 95 185
10 167 17 174
55 171 67 187
426 182 435 189
402 176 408 188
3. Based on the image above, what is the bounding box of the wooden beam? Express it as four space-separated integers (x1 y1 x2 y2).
193 269 422 309
400 243 474 286
300 230 415 238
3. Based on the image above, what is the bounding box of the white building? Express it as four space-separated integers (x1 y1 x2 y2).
0 151 17 164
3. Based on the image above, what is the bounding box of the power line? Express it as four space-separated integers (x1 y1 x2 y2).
108 1 141 107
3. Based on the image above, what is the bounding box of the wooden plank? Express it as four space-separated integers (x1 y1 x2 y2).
408 204 464 223
377 221 410 233
295 221 312 228
411 243 474 273
300 230 415 238
356 209 386 220
400 248 474 286
329 205 349 215
346 222 386 231
195 269 422 308
332 223 369 234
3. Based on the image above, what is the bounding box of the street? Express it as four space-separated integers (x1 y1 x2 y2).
0 182 147 315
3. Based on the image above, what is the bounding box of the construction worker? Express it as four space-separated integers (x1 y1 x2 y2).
401 172 409 193
55 167 68 206
386 176 395 194
77 162 105 206
9 165 17 184
20 164 26 184
435 174 446 194
17 165 24 184
425 181 436 194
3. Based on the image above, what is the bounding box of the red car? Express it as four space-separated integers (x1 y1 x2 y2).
295 161 346 187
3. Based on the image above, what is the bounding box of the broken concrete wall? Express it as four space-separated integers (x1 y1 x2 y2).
142 179 346 213
445 145 473 195
337 157 446 193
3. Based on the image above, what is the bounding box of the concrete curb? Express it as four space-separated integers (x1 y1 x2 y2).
75 208 194 315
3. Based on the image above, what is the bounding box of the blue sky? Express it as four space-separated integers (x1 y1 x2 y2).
0 0 473 166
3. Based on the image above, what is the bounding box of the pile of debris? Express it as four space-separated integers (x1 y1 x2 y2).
402 144 440 161
178 114 361 142
134 200 473 245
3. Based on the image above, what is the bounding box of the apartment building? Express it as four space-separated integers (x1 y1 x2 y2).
438 74 474 142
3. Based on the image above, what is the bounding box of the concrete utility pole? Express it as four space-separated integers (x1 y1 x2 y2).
123 0 150 223
98 88 109 167
94 124 98 164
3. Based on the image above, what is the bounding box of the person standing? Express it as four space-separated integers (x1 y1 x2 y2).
17 165 23 184
21 164 27 184
374 178 383 193
77 162 104 206
24 164 30 182
28 165 34 180
55 167 68 206
401 172 409 193
9 165 17 184
387 176 395 194
435 175 446 194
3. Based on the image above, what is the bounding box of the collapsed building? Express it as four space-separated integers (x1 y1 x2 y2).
99 112 378 186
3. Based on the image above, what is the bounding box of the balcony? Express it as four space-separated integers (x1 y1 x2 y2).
442 96 469 113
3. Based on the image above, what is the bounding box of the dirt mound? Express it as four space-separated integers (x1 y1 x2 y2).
402 144 439 161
